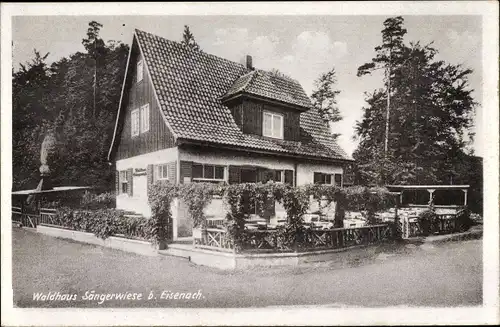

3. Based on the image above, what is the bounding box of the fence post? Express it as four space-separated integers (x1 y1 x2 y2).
393 195 402 240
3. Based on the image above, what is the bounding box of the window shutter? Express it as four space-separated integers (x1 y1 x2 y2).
284 170 294 186
147 164 154 194
179 161 192 184
115 170 119 195
168 161 177 184
127 168 133 196
334 174 343 187
228 166 241 184
313 172 323 184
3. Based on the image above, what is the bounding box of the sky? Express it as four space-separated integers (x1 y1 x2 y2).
12 15 483 157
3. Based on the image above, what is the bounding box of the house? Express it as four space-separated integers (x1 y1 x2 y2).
107 29 353 239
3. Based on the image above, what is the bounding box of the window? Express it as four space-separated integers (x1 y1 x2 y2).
263 111 283 139
131 109 139 137
192 164 225 182
120 171 128 194
137 60 143 83
156 164 169 180
313 172 334 185
273 170 284 183
140 104 150 133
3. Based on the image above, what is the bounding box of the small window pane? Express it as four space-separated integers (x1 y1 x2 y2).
274 170 282 182
273 115 282 138
131 110 139 136
325 174 332 185
204 165 214 179
214 166 224 179
263 113 272 137
137 60 143 82
141 104 149 133
160 164 169 179
192 164 203 178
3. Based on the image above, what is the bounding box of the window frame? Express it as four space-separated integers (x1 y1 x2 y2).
273 169 284 183
131 109 140 137
137 59 144 83
313 172 335 185
192 163 225 182
156 163 170 181
120 171 128 194
140 103 150 133
262 110 284 139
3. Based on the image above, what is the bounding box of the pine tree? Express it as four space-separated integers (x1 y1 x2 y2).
354 16 476 186
181 25 201 51
311 68 342 126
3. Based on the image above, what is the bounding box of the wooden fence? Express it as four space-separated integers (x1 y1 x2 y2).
11 206 57 228
194 223 394 253
401 214 462 238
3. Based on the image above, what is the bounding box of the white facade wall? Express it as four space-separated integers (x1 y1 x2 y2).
296 162 343 186
296 163 343 218
116 147 346 234
180 148 345 222
116 147 178 218
115 147 178 170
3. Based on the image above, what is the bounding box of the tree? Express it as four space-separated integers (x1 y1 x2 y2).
269 68 292 80
82 21 107 118
354 16 476 186
12 21 129 191
181 25 201 51
311 68 342 128
358 16 407 155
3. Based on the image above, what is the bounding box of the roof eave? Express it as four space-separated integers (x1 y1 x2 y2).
177 137 354 164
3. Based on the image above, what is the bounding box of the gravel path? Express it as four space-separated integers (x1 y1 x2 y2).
12 228 482 308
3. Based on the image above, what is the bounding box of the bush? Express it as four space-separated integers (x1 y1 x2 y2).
343 186 396 225
147 180 176 245
178 182 215 228
117 215 150 240
417 207 437 236
456 207 474 232
52 207 124 239
80 191 115 210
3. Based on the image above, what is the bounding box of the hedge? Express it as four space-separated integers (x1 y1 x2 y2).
52 207 149 240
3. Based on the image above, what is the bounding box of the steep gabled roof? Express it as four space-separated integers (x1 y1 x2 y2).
109 29 352 162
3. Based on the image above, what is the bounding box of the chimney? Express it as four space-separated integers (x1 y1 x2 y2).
242 55 253 70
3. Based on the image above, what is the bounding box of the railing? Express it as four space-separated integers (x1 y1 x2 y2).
12 206 23 224
194 223 394 253
39 208 58 225
194 228 234 252
206 218 225 228
12 206 58 228
401 214 462 238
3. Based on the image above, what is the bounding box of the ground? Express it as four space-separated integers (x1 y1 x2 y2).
12 228 482 308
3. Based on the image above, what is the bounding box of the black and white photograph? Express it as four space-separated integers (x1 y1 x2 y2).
1 2 499 326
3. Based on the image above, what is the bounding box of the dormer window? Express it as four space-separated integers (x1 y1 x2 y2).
263 111 283 139
137 59 143 83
